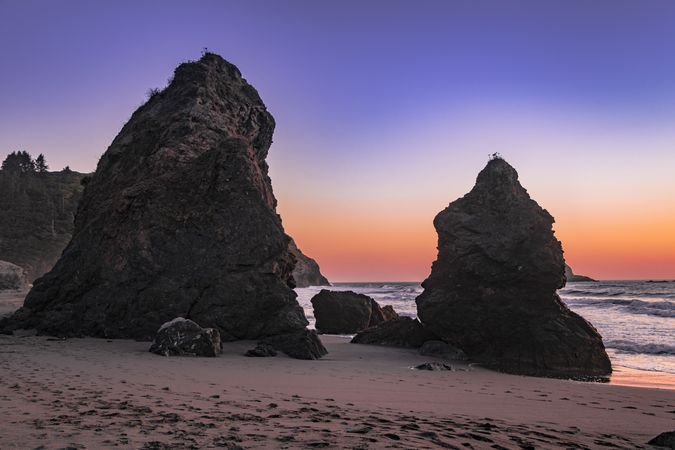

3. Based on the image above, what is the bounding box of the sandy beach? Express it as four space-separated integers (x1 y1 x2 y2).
1 289 673 450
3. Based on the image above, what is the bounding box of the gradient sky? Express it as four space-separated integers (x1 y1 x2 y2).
2 1 675 281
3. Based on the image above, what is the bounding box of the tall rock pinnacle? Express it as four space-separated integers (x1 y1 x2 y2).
416 157 611 377
4 53 315 348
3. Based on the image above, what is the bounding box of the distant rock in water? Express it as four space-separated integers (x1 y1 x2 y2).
415 157 612 378
149 318 221 357
565 264 596 282
2 53 319 357
311 290 398 334
0 170 86 281
289 238 330 287
0 261 28 291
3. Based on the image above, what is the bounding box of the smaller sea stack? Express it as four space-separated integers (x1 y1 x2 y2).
416 157 612 378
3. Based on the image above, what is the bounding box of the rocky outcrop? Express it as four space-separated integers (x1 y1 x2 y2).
245 343 277 357
565 264 596 282
260 330 328 360
351 317 437 348
419 340 467 360
0 261 28 291
2 53 319 358
311 290 397 334
149 318 221 357
380 305 399 321
289 238 330 287
415 157 611 378
0 170 86 281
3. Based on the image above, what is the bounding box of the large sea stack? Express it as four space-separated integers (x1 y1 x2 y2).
416 157 611 378
3 53 317 351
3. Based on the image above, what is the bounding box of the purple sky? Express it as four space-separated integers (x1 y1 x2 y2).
2 1 675 279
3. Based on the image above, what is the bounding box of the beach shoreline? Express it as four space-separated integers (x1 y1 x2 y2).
1 332 674 449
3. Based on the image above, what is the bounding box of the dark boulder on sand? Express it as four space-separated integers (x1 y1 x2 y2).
351 317 437 348
415 157 611 378
245 343 278 357
149 318 221 357
311 290 397 334
2 53 321 358
261 329 327 360
289 238 330 287
0 261 27 291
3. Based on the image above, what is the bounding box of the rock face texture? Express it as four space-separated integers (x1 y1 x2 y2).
565 264 596 282
2 53 315 350
351 317 437 348
311 290 397 334
0 261 28 291
149 318 221 357
415 157 611 378
289 238 330 287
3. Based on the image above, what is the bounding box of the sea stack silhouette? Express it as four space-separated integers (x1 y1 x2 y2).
416 156 611 377
3 53 323 357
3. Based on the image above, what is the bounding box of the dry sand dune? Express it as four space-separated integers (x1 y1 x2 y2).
1 326 674 449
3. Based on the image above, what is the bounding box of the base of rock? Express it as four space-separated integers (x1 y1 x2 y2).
419 340 468 360
245 343 278 357
261 330 328 360
351 317 438 348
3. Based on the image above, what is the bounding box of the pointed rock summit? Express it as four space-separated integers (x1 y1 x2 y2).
3 53 318 353
416 157 611 378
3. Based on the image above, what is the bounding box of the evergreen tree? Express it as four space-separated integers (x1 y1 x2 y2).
35 154 49 173
1 152 21 172
18 151 35 172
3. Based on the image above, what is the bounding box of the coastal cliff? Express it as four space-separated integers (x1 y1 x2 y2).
0 169 86 281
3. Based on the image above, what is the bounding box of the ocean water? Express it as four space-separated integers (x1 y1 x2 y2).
296 281 675 377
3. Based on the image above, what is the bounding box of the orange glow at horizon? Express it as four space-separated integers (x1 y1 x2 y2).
279 190 675 283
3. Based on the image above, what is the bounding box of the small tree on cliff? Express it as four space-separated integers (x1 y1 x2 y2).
1 152 21 172
35 154 49 173
1 151 36 173
18 151 35 172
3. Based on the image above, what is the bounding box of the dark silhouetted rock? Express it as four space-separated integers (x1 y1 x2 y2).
311 290 397 334
0 261 27 291
351 317 438 348
245 343 278 357
419 340 467 360
261 329 327 360
416 157 612 378
289 238 330 288
648 431 675 448
311 290 372 333
149 318 221 357
380 305 399 322
3 53 319 357
414 362 454 371
565 264 596 282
